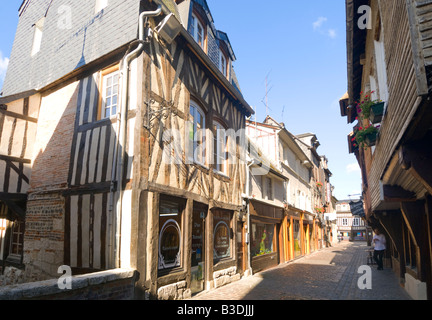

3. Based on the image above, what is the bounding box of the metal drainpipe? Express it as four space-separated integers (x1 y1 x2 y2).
245 160 255 275
111 5 162 269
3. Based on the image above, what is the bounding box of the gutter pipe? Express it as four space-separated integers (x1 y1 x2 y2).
111 4 162 269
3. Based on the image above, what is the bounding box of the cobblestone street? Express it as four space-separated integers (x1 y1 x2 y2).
190 242 412 300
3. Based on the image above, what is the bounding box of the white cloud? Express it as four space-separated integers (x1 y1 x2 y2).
313 17 327 30
0 51 9 88
328 29 337 39
346 163 360 174
313 17 337 39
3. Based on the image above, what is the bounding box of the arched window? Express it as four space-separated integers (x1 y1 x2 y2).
189 101 206 165
213 120 227 174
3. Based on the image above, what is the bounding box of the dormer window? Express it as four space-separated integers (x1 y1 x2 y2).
190 13 206 51
219 50 228 78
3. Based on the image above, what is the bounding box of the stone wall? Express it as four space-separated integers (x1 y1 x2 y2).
0 268 138 300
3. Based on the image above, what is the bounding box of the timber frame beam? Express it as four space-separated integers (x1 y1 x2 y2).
401 200 431 295
399 136 432 195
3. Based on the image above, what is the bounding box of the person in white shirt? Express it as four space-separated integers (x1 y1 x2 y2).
373 228 386 270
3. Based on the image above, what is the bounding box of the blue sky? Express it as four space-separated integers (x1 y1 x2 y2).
0 0 361 201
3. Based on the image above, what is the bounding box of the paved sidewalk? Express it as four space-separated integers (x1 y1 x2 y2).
190 242 412 300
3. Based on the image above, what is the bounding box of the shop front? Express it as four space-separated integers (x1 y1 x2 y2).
249 200 284 273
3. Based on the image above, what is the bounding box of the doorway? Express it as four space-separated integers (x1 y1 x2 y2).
191 207 206 295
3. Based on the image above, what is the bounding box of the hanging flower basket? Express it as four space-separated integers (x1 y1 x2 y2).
316 182 323 188
355 91 383 121
353 125 379 149
369 102 385 124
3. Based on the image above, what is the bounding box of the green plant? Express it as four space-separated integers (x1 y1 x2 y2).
355 91 383 119
353 124 379 148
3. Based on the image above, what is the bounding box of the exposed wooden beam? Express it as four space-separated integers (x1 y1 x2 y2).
382 184 417 202
399 140 432 195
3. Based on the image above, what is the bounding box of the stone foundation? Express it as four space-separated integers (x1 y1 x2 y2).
157 280 192 300
213 266 240 289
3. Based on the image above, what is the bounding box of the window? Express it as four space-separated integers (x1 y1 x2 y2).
213 210 232 262
342 218 348 226
213 121 227 174
8 220 24 260
188 102 206 165
95 0 108 13
99 66 119 120
190 14 206 50
219 50 228 78
353 218 360 227
158 197 184 271
265 177 273 201
251 222 275 257
31 18 45 56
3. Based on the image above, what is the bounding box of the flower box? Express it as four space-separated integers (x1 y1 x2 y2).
364 132 377 147
369 102 385 124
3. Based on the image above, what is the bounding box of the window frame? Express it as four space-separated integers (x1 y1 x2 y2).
213 210 233 264
213 120 227 175
98 65 120 121
190 13 207 52
158 197 185 274
189 101 207 166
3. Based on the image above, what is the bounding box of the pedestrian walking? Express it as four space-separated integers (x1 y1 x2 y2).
373 228 386 270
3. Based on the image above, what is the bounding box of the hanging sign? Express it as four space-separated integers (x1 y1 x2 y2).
349 200 365 217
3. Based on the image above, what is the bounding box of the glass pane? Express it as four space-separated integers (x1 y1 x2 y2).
113 74 119 84
106 97 111 107
113 84 118 95
112 95 117 106
105 107 111 119
107 87 112 97
106 76 112 87
111 106 116 116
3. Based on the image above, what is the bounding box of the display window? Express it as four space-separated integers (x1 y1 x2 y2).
293 220 302 258
251 222 275 257
213 210 232 262
158 197 184 272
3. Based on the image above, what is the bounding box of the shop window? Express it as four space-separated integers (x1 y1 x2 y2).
213 210 233 262
251 222 275 257
158 198 184 272
293 220 301 258
213 121 227 174
188 101 206 165
98 66 120 120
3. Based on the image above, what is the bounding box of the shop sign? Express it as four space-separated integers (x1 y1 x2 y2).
350 200 365 217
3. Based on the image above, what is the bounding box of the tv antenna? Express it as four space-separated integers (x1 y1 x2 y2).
261 71 273 117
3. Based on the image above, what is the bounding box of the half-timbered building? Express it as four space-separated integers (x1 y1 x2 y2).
341 0 432 300
0 0 253 300
245 116 334 272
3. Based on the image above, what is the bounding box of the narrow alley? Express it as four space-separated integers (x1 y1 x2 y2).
190 242 411 300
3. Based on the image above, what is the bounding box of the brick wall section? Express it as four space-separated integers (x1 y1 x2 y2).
0 269 138 300
22 80 80 282
23 193 66 282
30 81 79 191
